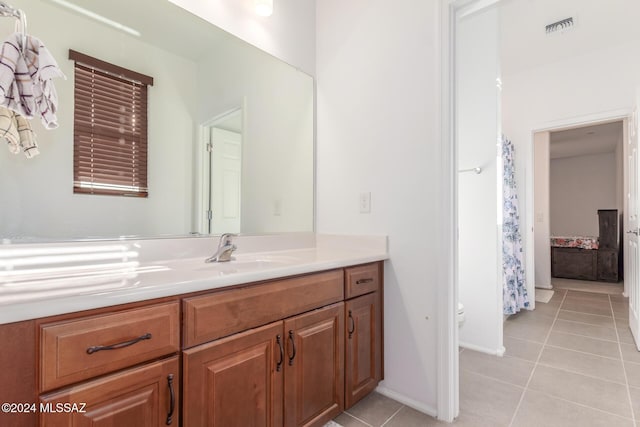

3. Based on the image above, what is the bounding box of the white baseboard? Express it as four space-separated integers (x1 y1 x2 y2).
459 341 505 356
374 385 438 418
535 284 553 290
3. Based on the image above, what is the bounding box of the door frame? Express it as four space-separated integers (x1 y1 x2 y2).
194 104 246 235
441 0 632 421
438 0 500 421
525 109 630 300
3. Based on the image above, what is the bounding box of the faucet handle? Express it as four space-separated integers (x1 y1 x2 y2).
219 233 237 246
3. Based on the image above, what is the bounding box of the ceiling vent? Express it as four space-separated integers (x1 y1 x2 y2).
545 17 575 35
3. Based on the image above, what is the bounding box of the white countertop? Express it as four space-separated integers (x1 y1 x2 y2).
0 233 388 324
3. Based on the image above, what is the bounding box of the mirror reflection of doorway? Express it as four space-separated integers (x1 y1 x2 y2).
205 109 242 234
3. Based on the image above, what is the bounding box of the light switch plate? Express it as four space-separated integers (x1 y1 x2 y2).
359 192 371 213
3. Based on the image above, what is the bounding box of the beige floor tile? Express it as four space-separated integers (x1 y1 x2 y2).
553 319 618 341
538 346 625 383
628 386 640 421
504 321 553 343
611 300 629 308
620 342 640 364
616 321 636 345
460 349 535 387
610 294 629 303
459 369 524 426
511 389 634 427
345 392 402 427
527 365 632 417
546 331 621 359
624 361 640 388
508 310 557 325
449 412 505 427
531 302 561 318
333 412 371 427
614 311 629 321
552 279 624 295
547 288 567 305
561 299 613 317
557 310 615 328
565 290 611 302
503 336 543 362
381 406 439 427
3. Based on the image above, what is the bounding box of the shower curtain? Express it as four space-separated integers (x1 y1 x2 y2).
502 136 530 315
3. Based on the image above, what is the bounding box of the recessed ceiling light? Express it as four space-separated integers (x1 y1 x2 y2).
255 0 273 17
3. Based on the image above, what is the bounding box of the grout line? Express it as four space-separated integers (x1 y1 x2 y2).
508 289 567 427
546 327 618 342
503 332 545 345
557 308 613 319
524 388 635 422
610 293 637 426
542 343 622 361
341 411 374 427
379 405 405 427
558 308 616 320
533 361 629 386
460 367 527 389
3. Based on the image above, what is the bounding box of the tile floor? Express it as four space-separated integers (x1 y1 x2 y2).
332 283 639 426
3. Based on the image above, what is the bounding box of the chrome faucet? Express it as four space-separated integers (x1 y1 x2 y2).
205 233 237 263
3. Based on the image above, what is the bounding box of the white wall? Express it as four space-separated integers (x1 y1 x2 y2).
503 40 640 296
316 0 441 415
196 36 314 233
168 0 316 76
533 132 551 289
457 7 502 354
550 152 617 236
0 0 197 239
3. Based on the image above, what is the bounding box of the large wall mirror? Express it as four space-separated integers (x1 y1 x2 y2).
0 0 314 241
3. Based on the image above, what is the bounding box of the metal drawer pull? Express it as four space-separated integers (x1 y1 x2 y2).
356 278 374 285
276 334 284 372
166 374 175 425
86 332 152 355
288 330 297 366
348 310 355 339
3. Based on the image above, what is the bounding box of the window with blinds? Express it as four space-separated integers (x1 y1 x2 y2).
70 50 153 197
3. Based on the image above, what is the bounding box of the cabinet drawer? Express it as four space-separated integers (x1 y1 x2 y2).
40 301 180 392
345 263 380 299
40 356 179 427
183 269 344 348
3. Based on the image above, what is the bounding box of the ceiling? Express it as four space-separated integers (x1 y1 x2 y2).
549 121 623 159
500 0 640 75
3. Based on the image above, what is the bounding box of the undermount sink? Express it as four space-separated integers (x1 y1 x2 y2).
167 254 300 274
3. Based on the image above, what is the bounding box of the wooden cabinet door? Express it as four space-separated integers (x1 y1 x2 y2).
345 293 382 409
183 321 284 427
284 302 344 427
598 249 619 282
39 356 179 427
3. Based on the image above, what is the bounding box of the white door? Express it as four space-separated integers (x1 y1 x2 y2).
627 103 640 349
209 127 242 234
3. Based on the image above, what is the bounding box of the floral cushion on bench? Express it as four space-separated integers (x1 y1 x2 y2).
550 236 599 250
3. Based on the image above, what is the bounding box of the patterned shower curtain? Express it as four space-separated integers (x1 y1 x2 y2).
502 136 530 315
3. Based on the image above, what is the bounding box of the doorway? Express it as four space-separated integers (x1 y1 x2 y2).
196 108 243 235
533 120 625 295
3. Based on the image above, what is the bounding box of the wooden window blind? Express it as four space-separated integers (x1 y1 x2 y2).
70 50 153 197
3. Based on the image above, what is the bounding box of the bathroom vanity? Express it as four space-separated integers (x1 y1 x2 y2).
0 234 386 427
